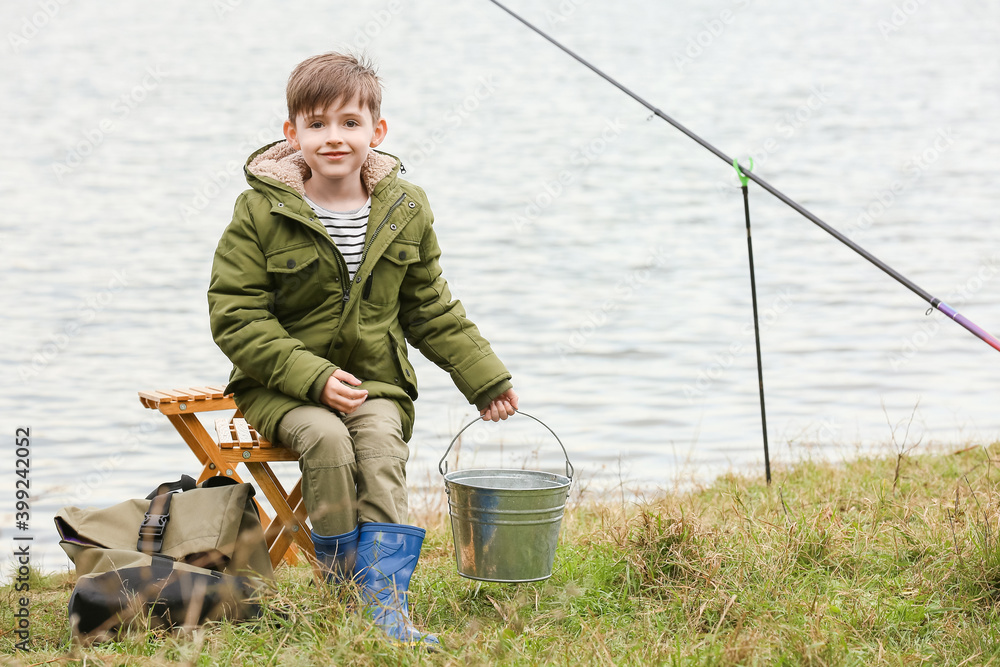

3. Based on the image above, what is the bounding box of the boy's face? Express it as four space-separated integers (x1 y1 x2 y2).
283 97 387 192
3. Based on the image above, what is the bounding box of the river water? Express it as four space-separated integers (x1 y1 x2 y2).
2 0 999 573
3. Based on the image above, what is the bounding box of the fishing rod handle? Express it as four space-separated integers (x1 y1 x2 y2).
438 410 574 480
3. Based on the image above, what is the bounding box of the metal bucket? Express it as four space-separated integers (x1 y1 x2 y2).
438 412 573 583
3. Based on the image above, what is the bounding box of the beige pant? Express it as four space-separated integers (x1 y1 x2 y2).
277 398 409 536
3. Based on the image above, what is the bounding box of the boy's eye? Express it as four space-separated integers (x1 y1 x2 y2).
309 121 323 129
345 120 359 128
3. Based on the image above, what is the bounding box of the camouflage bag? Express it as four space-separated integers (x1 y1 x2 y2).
55 475 273 641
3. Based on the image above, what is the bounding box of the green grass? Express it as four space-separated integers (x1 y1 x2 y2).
6 444 1000 665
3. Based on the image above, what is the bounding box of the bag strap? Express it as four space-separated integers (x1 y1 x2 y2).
145 475 197 500
150 552 175 576
138 491 174 554
137 475 195 554
201 475 241 491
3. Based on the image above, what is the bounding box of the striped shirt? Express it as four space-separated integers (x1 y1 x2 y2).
304 196 371 280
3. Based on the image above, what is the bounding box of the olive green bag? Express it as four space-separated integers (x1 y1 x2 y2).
55 476 273 641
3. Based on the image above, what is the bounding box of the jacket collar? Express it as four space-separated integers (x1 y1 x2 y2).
245 140 398 199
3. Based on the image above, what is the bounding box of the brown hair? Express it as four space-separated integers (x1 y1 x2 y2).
286 52 382 123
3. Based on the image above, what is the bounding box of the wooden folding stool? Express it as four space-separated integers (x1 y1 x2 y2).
137 385 319 576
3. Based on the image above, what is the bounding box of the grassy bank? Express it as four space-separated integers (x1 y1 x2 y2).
5 444 1000 665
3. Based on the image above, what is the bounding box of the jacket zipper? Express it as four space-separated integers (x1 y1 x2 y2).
343 193 407 303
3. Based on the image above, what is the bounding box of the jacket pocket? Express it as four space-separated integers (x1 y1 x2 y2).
387 330 418 400
265 244 323 316
265 244 319 273
383 240 421 267
366 239 421 305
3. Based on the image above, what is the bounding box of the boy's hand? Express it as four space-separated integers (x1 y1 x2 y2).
320 369 368 414
480 388 519 422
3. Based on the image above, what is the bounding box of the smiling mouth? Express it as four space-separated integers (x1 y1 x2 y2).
320 152 349 159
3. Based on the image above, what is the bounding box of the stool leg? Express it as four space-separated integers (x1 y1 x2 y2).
247 462 319 578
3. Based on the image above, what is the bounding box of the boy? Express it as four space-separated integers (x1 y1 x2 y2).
207 53 518 646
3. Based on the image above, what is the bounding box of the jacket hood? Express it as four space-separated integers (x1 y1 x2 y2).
246 141 398 198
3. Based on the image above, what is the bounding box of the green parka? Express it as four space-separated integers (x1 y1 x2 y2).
208 141 512 442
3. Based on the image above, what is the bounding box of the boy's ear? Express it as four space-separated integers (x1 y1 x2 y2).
283 119 300 150
369 118 388 148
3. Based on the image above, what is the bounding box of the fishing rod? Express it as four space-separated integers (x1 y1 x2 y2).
734 159 772 484
487 0 1000 354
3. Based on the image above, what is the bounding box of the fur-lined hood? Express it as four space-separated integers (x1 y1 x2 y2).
245 140 398 198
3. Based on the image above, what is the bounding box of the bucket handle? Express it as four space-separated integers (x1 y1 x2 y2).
438 411 574 480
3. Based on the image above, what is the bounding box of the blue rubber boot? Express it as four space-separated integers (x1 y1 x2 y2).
311 525 359 583
355 522 440 647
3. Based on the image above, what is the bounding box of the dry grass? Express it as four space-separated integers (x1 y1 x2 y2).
5 443 1000 665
